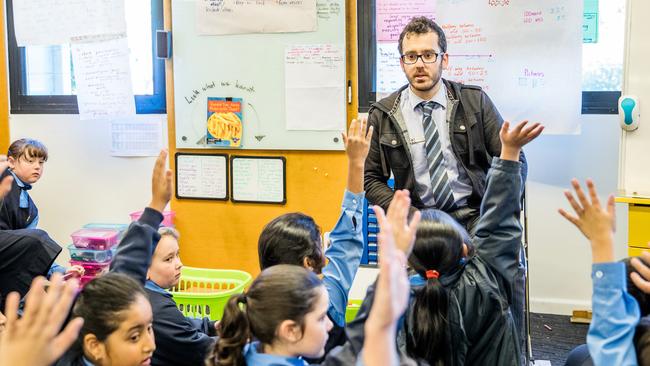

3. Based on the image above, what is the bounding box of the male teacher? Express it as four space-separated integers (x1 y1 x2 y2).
364 16 527 233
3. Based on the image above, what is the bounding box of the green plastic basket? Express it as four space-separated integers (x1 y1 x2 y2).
169 267 252 321
345 299 363 323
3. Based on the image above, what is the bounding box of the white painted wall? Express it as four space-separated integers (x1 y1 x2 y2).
526 114 627 314
8 114 168 266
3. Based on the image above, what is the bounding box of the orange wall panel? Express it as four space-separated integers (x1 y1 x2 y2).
164 0 359 277
0 7 10 152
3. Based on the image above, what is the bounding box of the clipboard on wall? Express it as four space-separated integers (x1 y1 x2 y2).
230 156 286 204
175 153 229 200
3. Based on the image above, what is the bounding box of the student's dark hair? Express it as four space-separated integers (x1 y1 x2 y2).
623 257 650 316
7 138 48 161
73 273 148 344
405 209 469 365
398 16 447 55
634 316 650 365
208 265 323 366
258 213 325 273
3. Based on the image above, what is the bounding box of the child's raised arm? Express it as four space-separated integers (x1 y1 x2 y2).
342 118 372 194
110 150 172 282
499 121 543 162
559 180 638 366
558 179 615 264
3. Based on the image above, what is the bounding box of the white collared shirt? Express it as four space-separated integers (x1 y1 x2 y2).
399 83 472 207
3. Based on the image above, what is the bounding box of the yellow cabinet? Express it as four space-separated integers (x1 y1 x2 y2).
616 197 650 257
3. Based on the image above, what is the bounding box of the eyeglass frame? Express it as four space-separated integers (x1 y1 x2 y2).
400 51 445 65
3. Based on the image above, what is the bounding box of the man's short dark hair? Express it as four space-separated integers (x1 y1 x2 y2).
398 16 447 55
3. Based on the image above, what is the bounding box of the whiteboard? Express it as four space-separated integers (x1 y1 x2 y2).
175 153 229 200
231 156 286 204
619 0 650 197
171 0 346 150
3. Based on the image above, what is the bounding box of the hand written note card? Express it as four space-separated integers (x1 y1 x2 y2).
285 44 345 131
231 157 286 204
176 153 228 200
13 0 127 46
376 0 435 42
196 0 317 35
71 37 136 121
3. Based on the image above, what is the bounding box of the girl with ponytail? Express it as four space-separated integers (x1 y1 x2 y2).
347 120 544 366
207 189 416 366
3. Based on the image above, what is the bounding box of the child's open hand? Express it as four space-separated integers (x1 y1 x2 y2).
149 149 173 213
382 190 420 256
342 118 373 166
558 179 615 263
0 274 84 366
499 121 543 161
630 251 650 294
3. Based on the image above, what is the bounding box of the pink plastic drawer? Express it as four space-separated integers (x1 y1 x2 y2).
71 228 120 250
129 210 175 227
70 260 110 277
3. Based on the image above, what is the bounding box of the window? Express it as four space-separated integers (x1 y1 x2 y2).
6 0 166 114
357 0 625 114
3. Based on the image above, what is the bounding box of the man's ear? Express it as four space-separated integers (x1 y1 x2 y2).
441 52 449 70
276 319 302 344
462 243 469 257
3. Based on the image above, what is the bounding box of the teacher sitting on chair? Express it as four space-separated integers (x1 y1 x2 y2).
364 16 527 233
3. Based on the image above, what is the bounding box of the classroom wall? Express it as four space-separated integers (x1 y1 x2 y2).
9 114 168 266
526 115 628 314
0 0 634 315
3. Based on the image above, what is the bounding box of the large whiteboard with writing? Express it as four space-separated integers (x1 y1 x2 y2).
172 0 346 150
376 0 583 135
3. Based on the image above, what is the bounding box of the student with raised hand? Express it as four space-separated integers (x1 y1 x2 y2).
256 117 372 360
105 150 218 366
346 120 542 366
0 274 83 366
559 179 640 366
207 190 413 366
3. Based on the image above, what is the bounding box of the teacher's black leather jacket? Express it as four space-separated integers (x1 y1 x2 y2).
363 78 527 211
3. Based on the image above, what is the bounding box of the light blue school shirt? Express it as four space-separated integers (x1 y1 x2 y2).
399 83 472 208
322 190 365 326
588 262 640 366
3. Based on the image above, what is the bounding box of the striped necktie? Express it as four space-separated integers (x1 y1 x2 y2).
421 101 455 211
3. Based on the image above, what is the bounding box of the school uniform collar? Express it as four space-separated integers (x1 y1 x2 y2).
244 341 306 366
81 356 94 366
405 82 448 112
145 279 172 298
9 170 32 208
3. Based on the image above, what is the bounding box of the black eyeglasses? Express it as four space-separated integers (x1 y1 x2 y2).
400 51 443 65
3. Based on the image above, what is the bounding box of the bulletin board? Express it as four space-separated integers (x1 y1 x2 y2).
171 0 346 151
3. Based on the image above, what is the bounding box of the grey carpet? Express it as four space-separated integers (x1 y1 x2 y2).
529 313 589 365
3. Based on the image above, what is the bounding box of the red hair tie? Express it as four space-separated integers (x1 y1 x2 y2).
425 270 439 279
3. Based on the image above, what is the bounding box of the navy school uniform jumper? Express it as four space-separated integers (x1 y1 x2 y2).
0 168 61 310
345 158 524 366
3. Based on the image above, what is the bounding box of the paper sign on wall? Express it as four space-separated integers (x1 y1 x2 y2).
196 0 317 35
